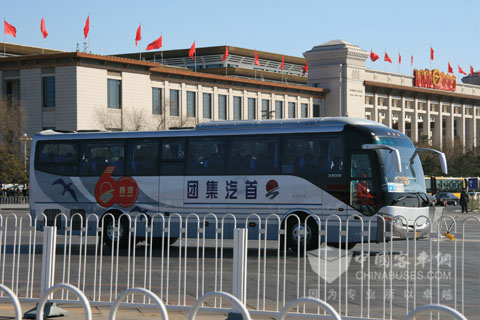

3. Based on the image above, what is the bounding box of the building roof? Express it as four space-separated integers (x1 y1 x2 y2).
0 51 326 97
365 80 480 102
0 42 62 56
116 45 306 65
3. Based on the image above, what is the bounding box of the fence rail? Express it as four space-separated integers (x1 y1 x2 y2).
0 211 475 319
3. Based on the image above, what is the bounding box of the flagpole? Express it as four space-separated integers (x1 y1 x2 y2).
398 51 400 74
42 15 45 54
139 23 142 60
3 18 5 57
430 44 433 69
87 12 90 53
194 39 196 72
225 44 227 76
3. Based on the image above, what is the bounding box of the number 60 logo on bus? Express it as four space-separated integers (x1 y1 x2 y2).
94 166 138 208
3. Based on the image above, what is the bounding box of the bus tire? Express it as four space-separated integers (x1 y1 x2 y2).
102 212 130 249
285 213 318 252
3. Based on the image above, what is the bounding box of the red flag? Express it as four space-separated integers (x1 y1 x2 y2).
411 54 414 66
458 65 467 75
398 53 402 65
430 46 434 60
189 41 196 59
222 45 229 62
84 16 89 39
448 62 453 74
280 55 284 70
471 65 474 76
254 50 260 66
384 51 392 63
146 36 162 51
370 49 379 62
135 25 141 46
40 17 48 39
302 59 309 75
4 20 16 37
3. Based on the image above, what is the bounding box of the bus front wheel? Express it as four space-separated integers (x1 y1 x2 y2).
102 213 130 248
285 213 319 252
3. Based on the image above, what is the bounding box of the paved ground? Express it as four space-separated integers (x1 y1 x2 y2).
0 206 477 319
0 301 265 320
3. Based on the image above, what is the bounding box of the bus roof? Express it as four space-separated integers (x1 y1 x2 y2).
34 117 389 140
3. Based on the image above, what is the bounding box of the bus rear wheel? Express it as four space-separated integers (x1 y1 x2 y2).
285 213 318 252
102 213 130 249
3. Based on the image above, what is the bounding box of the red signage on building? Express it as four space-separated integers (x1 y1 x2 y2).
413 69 456 92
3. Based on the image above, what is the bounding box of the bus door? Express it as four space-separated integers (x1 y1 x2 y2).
349 152 378 242
158 138 185 237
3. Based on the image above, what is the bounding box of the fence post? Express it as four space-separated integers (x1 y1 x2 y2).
24 226 67 318
228 228 248 320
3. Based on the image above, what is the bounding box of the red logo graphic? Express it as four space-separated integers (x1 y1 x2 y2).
265 179 279 199
94 166 138 208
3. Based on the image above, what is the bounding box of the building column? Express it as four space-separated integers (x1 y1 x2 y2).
180 83 187 125
433 112 443 150
296 96 301 119
424 99 431 142
471 106 477 149
256 91 262 120
445 102 454 148
242 90 248 120
386 95 393 128
309 97 313 118
197 84 202 123
412 97 419 143
400 96 406 133
228 88 233 120
212 86 218 121
373 92 379 122
163 80 169 130
460 104 466 151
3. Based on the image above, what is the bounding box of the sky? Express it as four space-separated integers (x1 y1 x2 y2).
2 0 480 77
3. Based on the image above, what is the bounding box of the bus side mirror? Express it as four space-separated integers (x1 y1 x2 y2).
361 144 402 173
415 148 448 175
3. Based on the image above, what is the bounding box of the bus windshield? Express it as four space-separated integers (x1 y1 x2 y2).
375 137 426 193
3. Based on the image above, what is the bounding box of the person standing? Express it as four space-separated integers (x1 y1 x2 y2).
460 188 469 213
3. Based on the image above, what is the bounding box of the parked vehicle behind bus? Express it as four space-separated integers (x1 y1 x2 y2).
29 118 447 251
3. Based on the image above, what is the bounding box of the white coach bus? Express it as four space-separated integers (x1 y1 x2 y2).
29 118 447 251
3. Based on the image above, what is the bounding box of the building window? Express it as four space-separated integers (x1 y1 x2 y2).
313 104 320 117
288 102 296 118
170 89 179 116
43 76 56 108
261 99 271 119
233 96 242 120
187 91 196 117
248 98 256 120
301 103 308 118
275 101 283 119
218 94 227 120
203 93 212 119
152 88 162 115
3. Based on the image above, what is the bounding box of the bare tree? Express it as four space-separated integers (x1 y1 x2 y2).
0 97 28 183
124 108 149 131
0 97 27 155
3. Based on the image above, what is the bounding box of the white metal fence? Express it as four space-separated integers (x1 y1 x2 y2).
0 211 474 319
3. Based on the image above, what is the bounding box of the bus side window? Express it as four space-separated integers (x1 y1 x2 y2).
80 142 125 176
228 136 279 175
127 140 159 176
160 138 185 175
186 138 225 175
